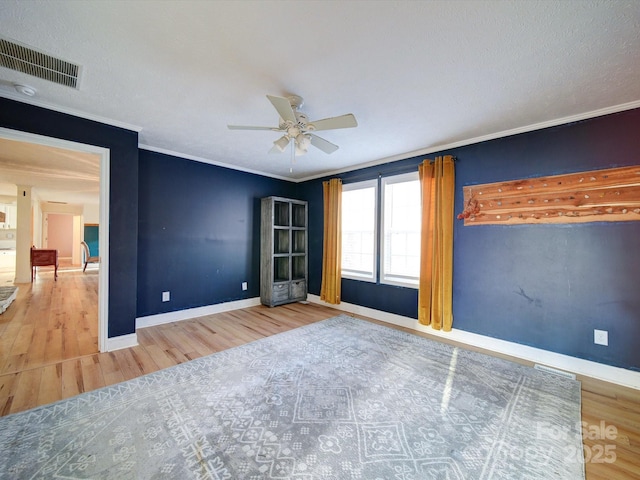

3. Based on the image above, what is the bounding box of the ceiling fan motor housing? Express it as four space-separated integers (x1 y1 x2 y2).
279 111 312 143
287 95 304 110
295 112 309 128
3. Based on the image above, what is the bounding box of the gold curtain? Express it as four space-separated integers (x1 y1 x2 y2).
418 155 455 330
320 178 342 304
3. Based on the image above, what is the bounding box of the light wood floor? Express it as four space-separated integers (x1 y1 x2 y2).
0 261 99 376
0 272 637 479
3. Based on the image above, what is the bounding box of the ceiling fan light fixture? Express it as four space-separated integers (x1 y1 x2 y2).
295 133 311 151
273 135 289 152
293 133 311 156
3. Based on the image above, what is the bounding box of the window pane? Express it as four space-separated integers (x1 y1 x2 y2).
341 182 376 281
382 174 420 287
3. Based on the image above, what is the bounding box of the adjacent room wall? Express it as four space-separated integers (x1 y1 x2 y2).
83 203 100 224
136 149 296 317
46 213 73 256
299 107 640 372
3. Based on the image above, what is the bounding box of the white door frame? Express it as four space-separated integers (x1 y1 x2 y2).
0 127 110 352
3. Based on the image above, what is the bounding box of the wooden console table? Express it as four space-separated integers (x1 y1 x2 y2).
31 248 58 281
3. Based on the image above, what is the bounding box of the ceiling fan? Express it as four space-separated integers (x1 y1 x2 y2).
227 95 357 156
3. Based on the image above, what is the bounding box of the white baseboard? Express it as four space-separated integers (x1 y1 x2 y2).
135 297 262 329
307 294 640 390
106 332 138 352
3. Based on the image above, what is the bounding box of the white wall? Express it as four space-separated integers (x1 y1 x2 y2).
33 199 43 248
83 203 100 224
40 202 84 216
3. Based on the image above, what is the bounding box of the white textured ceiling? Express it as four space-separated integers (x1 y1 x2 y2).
0 0 639 205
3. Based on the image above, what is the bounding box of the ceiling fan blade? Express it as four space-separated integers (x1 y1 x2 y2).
269 145 284 154
309 134 339 154
227 125 280 131
310 113 357 131
266 95 296 123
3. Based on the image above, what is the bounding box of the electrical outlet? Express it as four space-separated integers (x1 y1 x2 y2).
242 282 248 291
162 291 170 302
594 329 608 346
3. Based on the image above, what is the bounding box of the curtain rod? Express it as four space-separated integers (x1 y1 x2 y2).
338 156 456 183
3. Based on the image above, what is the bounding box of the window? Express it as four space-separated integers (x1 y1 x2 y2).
340 172 421 289
341 180 377 282
381 172 421 287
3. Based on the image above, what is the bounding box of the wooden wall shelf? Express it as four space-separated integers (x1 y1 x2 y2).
458 165 640 226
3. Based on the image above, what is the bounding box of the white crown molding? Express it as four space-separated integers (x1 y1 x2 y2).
296 99 640 183
0 91 143 133
136 297 261 330
307 295 640 390
138 145 292 182
4 90 638 184
142 99 640 183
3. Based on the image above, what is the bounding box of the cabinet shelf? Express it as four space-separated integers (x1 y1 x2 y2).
292 203 306 228
292 230 306 254
261 197 308 307
274 229 289 254
273 201 290 227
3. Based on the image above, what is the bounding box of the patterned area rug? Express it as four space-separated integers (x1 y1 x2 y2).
0 286 17 314
0 315 584 479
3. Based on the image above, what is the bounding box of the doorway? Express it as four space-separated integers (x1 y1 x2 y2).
0 127 109 352
43 212 83 266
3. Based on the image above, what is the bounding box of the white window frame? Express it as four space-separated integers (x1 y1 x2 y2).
380 172 421 289
341 179 378 283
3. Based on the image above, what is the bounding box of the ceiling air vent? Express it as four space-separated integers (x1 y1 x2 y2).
0 37 80 89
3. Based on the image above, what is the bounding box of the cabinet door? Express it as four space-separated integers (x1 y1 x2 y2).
6 205 17 228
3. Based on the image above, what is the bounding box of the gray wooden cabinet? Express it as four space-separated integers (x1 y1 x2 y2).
260 196 307 307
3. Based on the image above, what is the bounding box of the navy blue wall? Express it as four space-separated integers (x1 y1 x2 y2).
300 108 640 371
136 150 296 317
301 160 423 319
0 97 139 338
4 95 638 370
